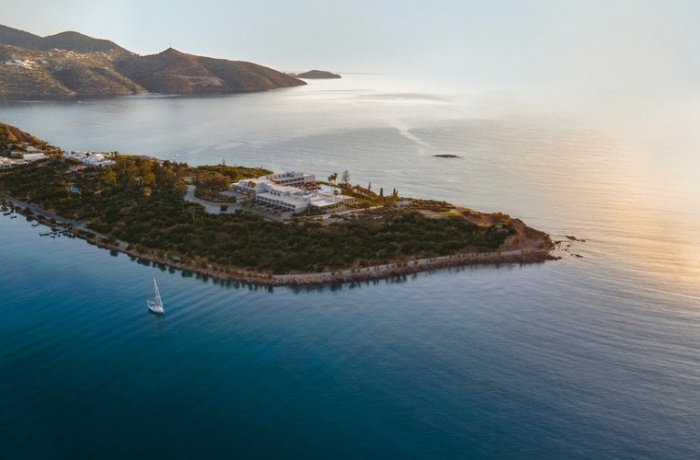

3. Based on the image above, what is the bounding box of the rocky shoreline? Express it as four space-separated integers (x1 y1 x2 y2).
3 195 557 287
102 239 556 287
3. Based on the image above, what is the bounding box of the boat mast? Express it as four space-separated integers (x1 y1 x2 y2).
153 278 161 303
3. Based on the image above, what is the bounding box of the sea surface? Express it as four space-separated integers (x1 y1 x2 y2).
1 75 700 459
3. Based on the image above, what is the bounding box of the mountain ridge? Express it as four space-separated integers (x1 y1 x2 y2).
0 24 305 99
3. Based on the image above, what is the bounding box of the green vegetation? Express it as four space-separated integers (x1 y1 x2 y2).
0 155 518 276
193 164 270 202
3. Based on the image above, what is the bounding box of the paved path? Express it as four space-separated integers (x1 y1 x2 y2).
183 185 240 214
3 195 89 231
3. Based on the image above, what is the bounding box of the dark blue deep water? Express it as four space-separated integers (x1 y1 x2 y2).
2 75 700 458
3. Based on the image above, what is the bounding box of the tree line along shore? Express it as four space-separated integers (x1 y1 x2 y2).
0 124 556 286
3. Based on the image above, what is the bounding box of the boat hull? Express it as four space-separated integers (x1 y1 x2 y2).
147 300 164 315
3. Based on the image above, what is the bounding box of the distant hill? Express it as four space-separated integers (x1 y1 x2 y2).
0 24 305 99
0 25 132 57
295 70 341 79
40 31 133 57
0 24 43 49
115 48 304 94
0 44 143 98
0 122 55 155
0 123 43 145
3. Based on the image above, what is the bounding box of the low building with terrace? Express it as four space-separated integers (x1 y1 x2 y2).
231 171 352 214
264 171 315 187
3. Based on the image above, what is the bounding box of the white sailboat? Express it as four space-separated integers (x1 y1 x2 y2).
147 277 165 314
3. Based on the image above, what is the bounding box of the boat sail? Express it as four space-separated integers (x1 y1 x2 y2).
147 278 165 314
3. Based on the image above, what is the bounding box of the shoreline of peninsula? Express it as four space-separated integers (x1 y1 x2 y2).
2 194 557 287
1 122 558 287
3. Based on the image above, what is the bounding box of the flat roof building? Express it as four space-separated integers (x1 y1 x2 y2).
23 153 46 161
264 171 315 187
232 171 352 214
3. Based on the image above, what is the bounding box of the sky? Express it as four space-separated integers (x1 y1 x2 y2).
3 0 699 90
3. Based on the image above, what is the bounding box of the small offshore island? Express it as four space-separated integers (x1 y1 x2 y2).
293 70 342 79
0 123 556 286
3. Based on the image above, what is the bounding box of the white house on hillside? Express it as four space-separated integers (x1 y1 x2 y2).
63 151 115 167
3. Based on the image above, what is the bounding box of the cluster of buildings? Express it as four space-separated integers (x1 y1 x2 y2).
0 146 47 168
2 146 353 216
2 148 118 169
232 171 353 214
4 59 34 69
63 151 116 167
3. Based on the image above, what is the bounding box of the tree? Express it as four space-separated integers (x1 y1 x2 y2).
142 170 156 187
103 170 117 186
328 172 338 184
341 170 350 185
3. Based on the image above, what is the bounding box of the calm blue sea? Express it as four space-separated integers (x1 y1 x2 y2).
1 75 700 459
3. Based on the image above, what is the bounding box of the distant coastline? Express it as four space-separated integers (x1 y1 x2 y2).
0 24 305 100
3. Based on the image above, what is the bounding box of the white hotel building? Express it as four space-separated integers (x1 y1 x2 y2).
263 171 315 187
232 171 352 213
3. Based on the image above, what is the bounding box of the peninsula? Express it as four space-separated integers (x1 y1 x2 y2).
0 24 304 99
0 123 556 286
